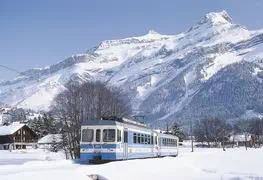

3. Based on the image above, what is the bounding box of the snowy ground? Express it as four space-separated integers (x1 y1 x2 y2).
0 147 263 180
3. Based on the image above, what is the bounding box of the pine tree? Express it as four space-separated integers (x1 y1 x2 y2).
170 123 185 142
29 114 58 138
29 116 44 137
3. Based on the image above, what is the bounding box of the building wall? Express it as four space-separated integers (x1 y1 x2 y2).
0 125 37 150
12 126 36 143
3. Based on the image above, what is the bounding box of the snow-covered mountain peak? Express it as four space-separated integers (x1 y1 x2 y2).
96 31 168 51
188 10 233 33
203 10 232 25
147 30 160 35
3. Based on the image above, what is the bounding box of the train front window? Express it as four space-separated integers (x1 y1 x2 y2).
103 129 116 142
82 129 94 142
96 129 101 142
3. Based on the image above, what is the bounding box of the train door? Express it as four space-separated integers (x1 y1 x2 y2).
123 129 128 160
153 133 159 157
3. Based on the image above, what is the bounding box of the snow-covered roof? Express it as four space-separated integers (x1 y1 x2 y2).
229 134 251 142
38 134 62 144
0 122 25 136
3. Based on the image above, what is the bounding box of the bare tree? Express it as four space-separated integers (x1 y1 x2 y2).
194 118 232 151
51 81 131 159
233 120 250 150
249 118 263 148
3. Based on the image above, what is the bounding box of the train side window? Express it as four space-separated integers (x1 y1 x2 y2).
148 136 150 144
96 129 101 142
141 134 144 144
82 129 94 142
144 135 148 144
137 134 141 144
124 131 128 143
103 129 116 142
147 135 149 144
117 130 122 142
151 136 153 145
133 133 137 144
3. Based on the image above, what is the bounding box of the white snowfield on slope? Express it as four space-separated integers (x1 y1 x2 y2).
1 10 263 115
0 148 262 180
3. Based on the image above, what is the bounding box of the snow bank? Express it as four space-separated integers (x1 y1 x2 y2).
0 148 263 180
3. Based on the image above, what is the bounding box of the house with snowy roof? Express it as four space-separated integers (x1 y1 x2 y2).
37 134 62 150
0 122 37 150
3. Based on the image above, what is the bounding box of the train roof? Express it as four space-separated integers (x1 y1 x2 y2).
158 133 179 139
81 118 179 139
81 117 147 128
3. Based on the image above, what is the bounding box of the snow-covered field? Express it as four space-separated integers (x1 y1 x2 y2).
0 148 263 180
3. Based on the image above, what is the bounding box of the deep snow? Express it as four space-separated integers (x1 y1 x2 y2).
0 147 262 180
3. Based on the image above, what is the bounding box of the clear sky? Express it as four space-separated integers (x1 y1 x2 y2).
1 0 263 80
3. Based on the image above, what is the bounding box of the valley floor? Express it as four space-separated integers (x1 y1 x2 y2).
0 147 263 180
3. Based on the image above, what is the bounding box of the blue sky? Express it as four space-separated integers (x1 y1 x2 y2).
1 0 263 80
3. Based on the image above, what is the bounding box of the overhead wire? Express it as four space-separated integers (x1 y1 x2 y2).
0 64 22 74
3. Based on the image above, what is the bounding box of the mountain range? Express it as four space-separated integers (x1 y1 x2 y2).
1 11 263 125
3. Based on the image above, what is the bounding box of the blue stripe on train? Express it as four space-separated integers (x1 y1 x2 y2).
80 152 122 162
80 151 178 163
80 144 120 149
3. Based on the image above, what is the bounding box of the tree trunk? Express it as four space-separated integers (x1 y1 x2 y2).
191 136 194 152
245 134 247 151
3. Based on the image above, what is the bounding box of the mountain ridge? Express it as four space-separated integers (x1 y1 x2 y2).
1 11 263 124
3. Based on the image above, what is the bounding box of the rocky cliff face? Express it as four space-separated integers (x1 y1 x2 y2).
1 11 263 124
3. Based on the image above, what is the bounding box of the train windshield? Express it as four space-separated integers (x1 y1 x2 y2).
82 129 94 142
103 129 116 142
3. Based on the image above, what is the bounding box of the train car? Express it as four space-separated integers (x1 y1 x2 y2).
80 117 178 163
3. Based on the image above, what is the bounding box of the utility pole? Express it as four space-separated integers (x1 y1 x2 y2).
190 120 194 152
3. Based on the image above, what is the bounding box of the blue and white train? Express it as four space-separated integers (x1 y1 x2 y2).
80 117 179 163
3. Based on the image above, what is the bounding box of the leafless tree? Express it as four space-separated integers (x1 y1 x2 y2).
249 118 263 148
233 120 250 150
194 118 232 151
51 81 131 159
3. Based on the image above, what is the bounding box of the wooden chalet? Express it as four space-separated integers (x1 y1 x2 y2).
0 122 37 150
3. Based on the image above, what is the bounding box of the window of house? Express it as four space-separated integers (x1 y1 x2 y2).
96 129 101 142
82 129 94 142
103 129 116 142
